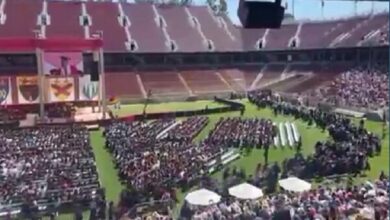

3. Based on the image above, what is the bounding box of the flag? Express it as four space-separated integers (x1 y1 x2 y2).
321 0 324 7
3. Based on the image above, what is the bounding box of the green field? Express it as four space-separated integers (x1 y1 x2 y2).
52 100 388 220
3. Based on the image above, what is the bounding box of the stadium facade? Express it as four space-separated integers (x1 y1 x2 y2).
0 0 388 104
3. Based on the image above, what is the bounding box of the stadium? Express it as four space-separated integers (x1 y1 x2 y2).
0 0 388 219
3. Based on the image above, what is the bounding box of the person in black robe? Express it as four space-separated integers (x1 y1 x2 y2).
108 201 114 220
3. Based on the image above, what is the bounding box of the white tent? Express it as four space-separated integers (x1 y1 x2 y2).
185 188 221 206
278 177 311 192
228 182 263 200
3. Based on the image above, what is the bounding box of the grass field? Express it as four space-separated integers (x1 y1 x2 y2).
53 100 388 220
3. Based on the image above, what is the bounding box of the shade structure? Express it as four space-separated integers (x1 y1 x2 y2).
278 177 311 192
185 189 221 206
228 182 263 200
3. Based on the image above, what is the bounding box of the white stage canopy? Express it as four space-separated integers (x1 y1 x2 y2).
185 188 221 206
228 182 263 200
278 177 311 192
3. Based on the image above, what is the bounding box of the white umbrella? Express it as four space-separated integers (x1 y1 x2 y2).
278 177 311 192
185 188 221 206
228 182 263 200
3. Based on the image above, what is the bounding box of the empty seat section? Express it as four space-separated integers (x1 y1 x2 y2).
339 14 388 47
267 74 311 92
123 3 166 52
220 14 241 40
299 22 336 48
286 65 348 93
46 1 83 38
0 0 41 38
286 75 325 94
273 65 319 92
188 6 239 51
288 64 317 74
241 29 266 51
219 69 247 91
157 6 205 52
87 2 127 52
239 66 263 89
180 70 229 94
320 17 367 46
366 25 389 46
105 72 142 99
265 25 297 49
139 71 187 96
256 65 285 87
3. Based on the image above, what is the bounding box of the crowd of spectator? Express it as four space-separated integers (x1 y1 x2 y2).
182 173 388 220
315 66 388 109
0 125 101 217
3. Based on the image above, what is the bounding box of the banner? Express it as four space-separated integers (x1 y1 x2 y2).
0 77 12 105
48 77 75 102
43 52 84 75
17 76 39 104
79 75 99 101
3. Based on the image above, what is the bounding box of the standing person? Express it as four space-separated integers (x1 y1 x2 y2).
296 137 302 153
382 111 387 139
108 201 114 220
49 212 56 220
263 144 269 165
240 106 245 116
60 56 71 75
74 204 83 220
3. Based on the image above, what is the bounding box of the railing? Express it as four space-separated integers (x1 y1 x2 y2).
117 2 125 17
0 0 5 18
206 5 222 28
39 1 49 38
249 65 267 90
152 5 174 51
0 12 4 25
184 7 210 50
262 29 270 47
81 3 90 39
218 16 235 40
293 23 303 47
329 32 350 47
117 3 136 51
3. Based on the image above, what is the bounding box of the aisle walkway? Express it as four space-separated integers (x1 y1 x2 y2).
90 130 124 203
55 130 123 220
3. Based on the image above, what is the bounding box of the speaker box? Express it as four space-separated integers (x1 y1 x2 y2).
238 0 285 29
